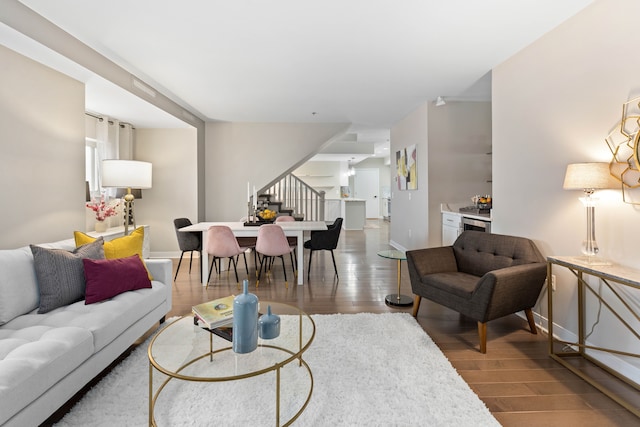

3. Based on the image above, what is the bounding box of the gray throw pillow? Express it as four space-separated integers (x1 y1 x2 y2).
30 238 105 314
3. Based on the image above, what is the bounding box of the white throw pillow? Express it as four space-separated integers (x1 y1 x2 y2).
0 246 39 325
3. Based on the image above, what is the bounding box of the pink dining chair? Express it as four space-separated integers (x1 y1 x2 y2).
255 224 295 288
275 215 298 269
275 215 295 223
206 225 250 289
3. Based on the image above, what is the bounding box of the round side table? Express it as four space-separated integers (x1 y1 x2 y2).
377 249 413 307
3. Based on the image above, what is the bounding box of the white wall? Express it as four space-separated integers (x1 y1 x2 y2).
135 128 198 256
294 161 345 198
205 121 350 221
493 0 640 381
0 45 85 248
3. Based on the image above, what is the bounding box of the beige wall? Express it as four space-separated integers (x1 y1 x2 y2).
390 101 492 250
427 101 492 247
0 45 85 248
205 121 350 221
135 128 198 256
493 0 640 381
390 103 430 249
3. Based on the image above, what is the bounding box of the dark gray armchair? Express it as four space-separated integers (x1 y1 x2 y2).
407 230 546 353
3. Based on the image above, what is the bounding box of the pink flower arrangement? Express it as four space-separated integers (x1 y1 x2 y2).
86 195 120 222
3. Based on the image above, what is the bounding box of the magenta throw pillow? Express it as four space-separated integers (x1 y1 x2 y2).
83 255 152 304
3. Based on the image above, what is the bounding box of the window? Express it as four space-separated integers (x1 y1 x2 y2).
85 137 98 199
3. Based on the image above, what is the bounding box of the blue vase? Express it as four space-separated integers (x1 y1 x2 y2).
258 305 281 340
232 279 258 354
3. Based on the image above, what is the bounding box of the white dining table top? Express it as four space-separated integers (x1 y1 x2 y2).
180 221 327 233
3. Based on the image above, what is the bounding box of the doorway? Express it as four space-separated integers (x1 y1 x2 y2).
354 168 380 218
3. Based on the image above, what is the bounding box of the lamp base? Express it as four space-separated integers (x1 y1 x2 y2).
123 190 136 235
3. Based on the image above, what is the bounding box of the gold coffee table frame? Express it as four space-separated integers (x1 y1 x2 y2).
147 302 315 426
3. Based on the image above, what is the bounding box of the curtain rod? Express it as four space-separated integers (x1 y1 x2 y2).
85 112 133 129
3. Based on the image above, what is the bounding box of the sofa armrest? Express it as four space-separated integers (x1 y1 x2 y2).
145 258 173 315
474 262 547 322
407 247 457 277
146 258 172 285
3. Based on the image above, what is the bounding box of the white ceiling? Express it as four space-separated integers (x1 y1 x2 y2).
4 0 593 154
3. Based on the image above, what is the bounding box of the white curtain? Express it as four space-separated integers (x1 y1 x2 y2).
96 116 118 198
119 122 134 160
95 117 135 197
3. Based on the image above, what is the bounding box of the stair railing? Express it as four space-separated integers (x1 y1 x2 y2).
261 173 325 222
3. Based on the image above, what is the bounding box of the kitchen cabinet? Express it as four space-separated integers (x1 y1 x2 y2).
442 212 462 246
324 199 342 222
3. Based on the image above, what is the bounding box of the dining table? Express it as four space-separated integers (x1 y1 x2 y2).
180 221 328 286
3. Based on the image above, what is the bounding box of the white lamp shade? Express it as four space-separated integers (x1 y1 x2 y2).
563 163 617 190
102 160 152 189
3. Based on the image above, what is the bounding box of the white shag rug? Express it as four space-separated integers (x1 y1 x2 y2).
55 313 499 427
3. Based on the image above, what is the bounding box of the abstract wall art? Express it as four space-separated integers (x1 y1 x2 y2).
396 145 417 190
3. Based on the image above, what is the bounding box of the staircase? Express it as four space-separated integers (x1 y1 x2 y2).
259 173 325 222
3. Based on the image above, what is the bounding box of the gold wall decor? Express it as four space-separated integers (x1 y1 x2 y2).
605 97 640 204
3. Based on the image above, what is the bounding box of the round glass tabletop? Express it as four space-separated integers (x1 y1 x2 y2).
377 249 407 260
149 301 315 380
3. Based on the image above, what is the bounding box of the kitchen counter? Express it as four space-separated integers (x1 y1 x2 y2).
441 203 492 222
341 198 366 230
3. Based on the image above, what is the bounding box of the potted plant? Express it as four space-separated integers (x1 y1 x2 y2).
86 194 120 232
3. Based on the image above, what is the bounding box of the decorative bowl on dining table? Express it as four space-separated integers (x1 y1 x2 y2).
257 209 277 223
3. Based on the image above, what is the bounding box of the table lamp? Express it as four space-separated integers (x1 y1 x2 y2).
102 160 152 235
563 162 617 260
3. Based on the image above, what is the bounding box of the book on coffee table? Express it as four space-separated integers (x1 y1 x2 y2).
209 326 233 342
192 295 234 329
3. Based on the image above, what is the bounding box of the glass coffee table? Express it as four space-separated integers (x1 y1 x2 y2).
147 302 315 426
378 249 414 307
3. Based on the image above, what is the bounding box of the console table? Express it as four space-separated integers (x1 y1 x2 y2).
547 256 640 417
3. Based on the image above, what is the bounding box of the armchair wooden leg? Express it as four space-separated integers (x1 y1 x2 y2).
411 295 422 317
478 322 487 354
525 308 538 334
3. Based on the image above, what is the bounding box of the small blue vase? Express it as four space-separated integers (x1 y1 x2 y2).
258 305 281 340
232 279 258 354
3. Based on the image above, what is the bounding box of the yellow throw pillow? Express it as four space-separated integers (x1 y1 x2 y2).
74 227 153 280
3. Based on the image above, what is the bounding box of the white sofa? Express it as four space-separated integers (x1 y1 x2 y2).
0 237 172 427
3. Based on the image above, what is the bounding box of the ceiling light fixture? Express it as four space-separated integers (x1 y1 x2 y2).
435 96 446 107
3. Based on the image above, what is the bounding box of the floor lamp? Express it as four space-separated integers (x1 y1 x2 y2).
563 162 617 262
102 160 152 235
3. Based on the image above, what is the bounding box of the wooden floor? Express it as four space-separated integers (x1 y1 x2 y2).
168 220 639 427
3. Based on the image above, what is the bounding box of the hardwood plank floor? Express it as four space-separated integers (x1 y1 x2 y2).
168 220 640 426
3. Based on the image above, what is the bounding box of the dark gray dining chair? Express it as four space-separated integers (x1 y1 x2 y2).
304 217 343 280
173 218 202 282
